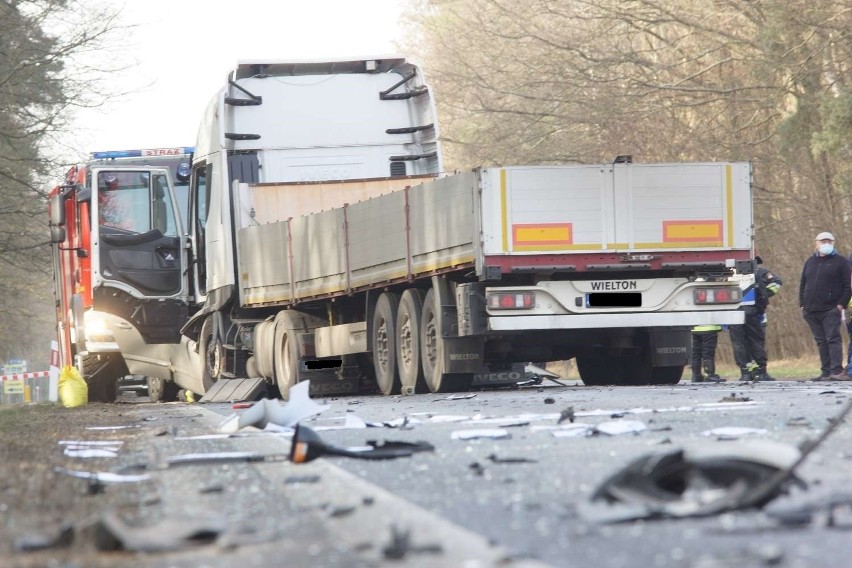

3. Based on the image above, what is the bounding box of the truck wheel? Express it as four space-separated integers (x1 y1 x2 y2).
273 312 301 400
147 376 179 402
576 355 620 386
77 353 118 402
420 288 462 392
199 317 221 391
397 289 426 395
649 365 684 385
372 292 401 395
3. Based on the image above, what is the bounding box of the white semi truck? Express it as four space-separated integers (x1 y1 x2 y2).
112 56 751 398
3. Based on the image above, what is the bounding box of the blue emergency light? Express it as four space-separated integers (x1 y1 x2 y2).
90 147 194 159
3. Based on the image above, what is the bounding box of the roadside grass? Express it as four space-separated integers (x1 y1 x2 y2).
545 355 824 381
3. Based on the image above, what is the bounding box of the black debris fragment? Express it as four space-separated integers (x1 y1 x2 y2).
558 406 575 424
720 393 751 403
289 424 434 463
469 462 486 476
382 525 443 560
199 484 225 494
284 475 321 485
544 398 555 404
487 453 537 464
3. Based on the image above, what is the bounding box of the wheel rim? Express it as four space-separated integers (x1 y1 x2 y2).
399 312 414 373
375 315 390 376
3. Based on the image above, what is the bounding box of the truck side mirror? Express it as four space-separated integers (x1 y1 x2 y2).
49 194 65 227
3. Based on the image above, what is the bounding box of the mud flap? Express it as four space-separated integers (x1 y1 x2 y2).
199 378 267 403
649 328 690 366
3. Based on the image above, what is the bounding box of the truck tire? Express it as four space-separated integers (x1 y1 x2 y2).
420 288 472 393
147 376 179 402
273 314 300 400
198 316 221 392
372 292 401 395
576 354 630 386
396 289 426 395
649 365 684 385
77 353 118 402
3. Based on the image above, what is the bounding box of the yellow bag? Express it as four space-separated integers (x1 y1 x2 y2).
58 365 88 407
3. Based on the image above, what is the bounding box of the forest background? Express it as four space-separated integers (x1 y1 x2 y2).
3 0 851 370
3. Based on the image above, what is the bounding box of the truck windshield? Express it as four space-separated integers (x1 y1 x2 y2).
98 171 177 237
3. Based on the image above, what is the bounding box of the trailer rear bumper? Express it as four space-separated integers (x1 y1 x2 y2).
488 310 744 331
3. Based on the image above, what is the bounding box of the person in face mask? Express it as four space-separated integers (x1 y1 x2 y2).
800 232 852 380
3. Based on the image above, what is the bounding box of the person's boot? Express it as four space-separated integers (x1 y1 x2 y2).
738 368 752 382
753 367 774 382
691 364 704 383
703 362 723 383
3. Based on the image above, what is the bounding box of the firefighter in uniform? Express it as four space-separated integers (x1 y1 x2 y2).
732 256 782 381
691 324 723 382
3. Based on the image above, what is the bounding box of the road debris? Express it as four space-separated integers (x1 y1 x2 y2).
720 393 752 403
586 441 803 522
382 524 443 560
289 424 434 463
218 381 328 433
54 466 151 484
487 453 537 464
588 397 852 522
701 426 768 440
558 406 575 424
444 393 477 400
450 429 511 440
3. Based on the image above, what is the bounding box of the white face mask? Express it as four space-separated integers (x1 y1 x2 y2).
819 243 835 255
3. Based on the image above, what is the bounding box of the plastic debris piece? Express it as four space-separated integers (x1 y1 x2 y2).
166 451 288 466
284 475 321 485
315 414 369 431
587 441 803 522
218 381 329 433
54 467 150 483
63 447 120 458
596 420 647 436
450 429 510 440
702 426 768 440
551 424 596 438
786 417 811 427
487 453 537 464
289 424 434 463
445 393 477 400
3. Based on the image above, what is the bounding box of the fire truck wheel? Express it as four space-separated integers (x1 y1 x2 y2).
147 376 179 402
372 292 401 395
396 289 426 394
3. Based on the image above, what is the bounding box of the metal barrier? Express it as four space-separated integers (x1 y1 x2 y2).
0 371 52 404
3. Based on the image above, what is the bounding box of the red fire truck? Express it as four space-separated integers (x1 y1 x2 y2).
48 148 192 401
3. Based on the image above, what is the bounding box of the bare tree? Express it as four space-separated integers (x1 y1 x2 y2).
0 0 122 367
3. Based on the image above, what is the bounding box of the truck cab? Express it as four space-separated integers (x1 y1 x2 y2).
49 152 191 401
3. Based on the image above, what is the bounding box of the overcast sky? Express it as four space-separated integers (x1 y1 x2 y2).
70 0 408 157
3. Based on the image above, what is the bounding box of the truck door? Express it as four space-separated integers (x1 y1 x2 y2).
90 167 189 351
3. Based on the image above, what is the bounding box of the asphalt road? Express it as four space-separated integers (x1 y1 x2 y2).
188 378 852 568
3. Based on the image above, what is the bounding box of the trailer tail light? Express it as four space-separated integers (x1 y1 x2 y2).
487 292 536 310
694 287 741 305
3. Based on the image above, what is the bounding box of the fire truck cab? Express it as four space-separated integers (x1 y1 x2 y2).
48 148 192 401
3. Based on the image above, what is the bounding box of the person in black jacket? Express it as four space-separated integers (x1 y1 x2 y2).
800 232 852 380
732 256 782 381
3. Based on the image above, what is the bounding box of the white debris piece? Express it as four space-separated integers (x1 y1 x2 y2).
218 381 329 433
451 429 511 440
701 426 768 440
596 420 647 436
